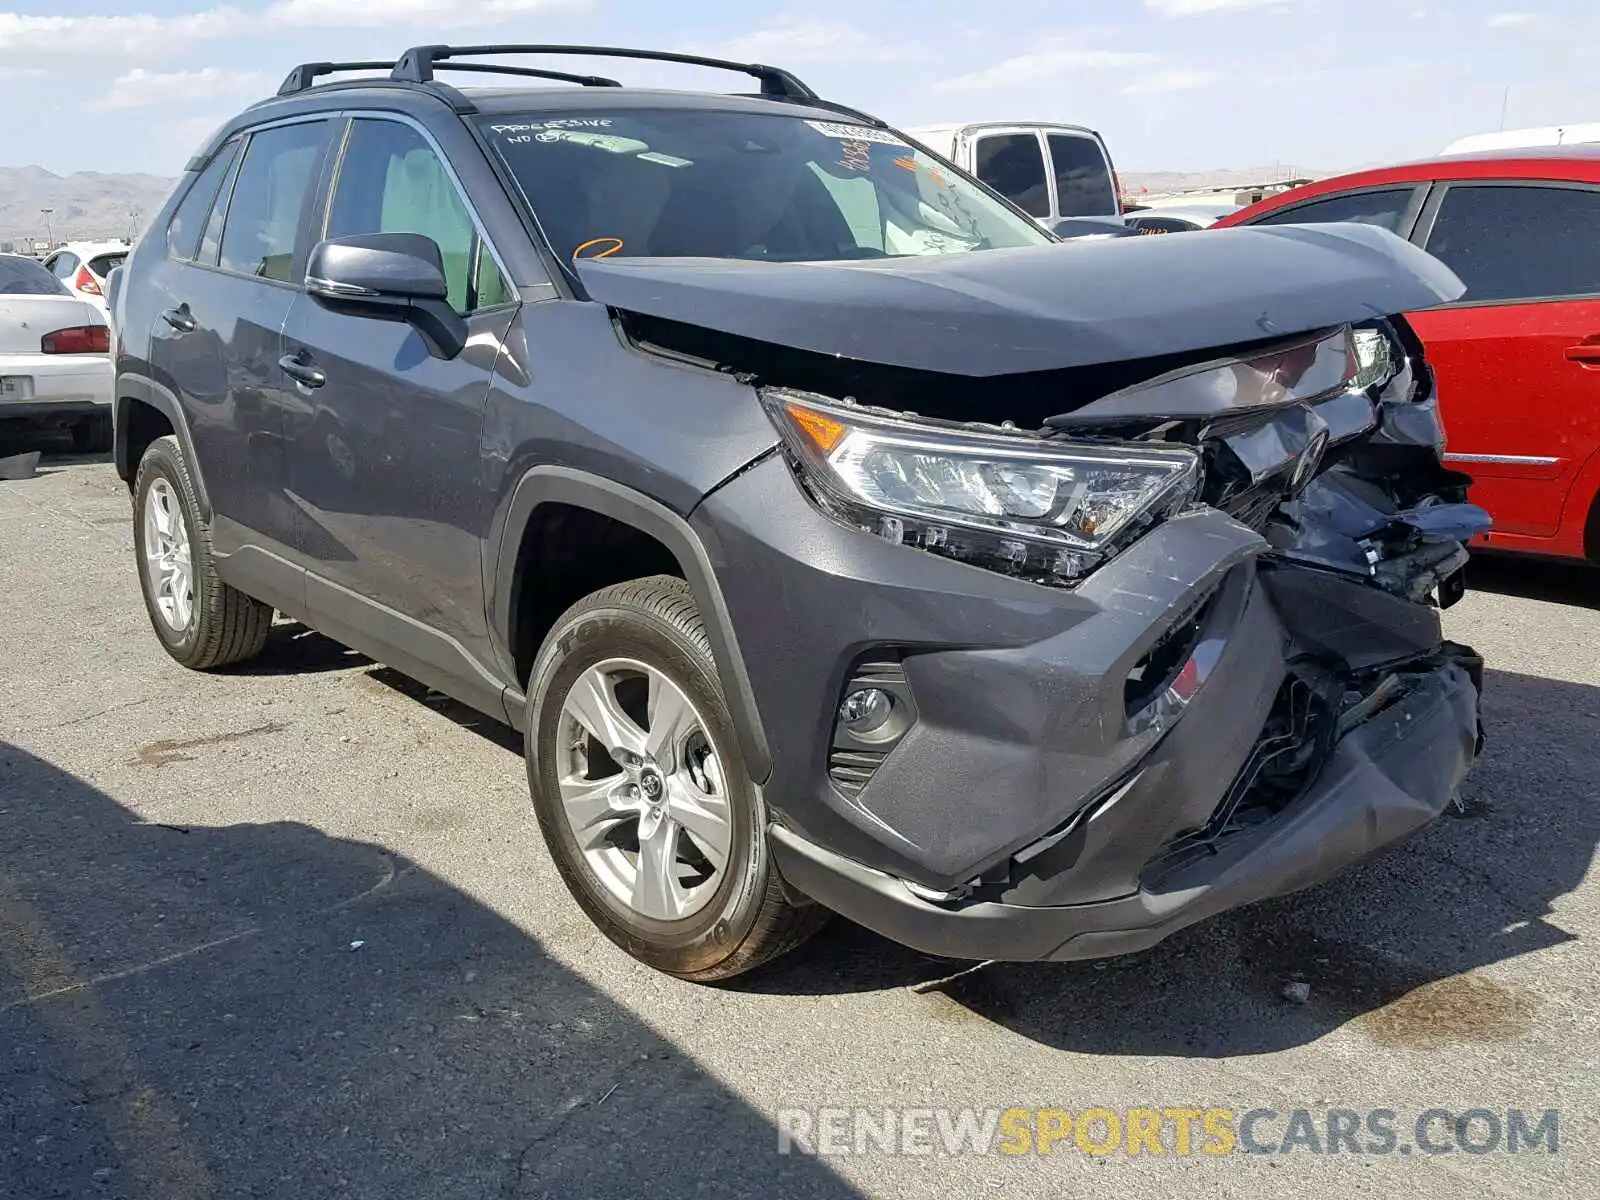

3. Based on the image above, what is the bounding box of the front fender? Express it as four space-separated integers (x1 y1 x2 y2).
487 465 773 781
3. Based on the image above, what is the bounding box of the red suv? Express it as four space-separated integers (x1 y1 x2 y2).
1217 147 1600 564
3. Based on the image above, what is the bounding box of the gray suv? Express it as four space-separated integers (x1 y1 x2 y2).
113 44 1487 981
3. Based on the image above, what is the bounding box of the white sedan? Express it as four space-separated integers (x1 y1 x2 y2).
0 254 114 452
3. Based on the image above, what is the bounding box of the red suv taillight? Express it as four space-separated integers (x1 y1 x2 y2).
41 325 111 354
73 266 103 297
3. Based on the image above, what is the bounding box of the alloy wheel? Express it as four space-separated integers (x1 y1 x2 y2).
142 477 194 633
555 657 733 922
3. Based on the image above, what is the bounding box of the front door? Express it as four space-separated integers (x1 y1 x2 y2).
282 116 520 674
1409 181 1600 543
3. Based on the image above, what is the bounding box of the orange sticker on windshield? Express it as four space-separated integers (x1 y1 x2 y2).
573 237 625 261
892 156 916 171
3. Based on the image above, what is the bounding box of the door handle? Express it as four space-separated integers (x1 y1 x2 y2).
278 352 326 389
1564 342 1600 366
160 304 196 333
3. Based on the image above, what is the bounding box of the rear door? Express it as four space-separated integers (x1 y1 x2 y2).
1408 180 1600 541
146 117 335 567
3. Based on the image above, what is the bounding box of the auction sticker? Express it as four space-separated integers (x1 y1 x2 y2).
804 120 908 146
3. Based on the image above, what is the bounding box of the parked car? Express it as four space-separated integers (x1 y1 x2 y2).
42 241 130 315
115 44 1484 982
904 121 1123 234
0 253 114 451
1216 146 1600 564
1125 203 1241 233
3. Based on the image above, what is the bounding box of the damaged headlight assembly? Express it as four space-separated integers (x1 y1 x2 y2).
760 388 1201 584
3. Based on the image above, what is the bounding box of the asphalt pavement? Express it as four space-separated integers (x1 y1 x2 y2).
2 439 1596 1199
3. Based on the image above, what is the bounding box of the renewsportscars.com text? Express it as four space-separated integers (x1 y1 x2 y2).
776 1106 1559 1158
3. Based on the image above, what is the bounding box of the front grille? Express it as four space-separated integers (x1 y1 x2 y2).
1219 482 1285 532
1146 670 1335 876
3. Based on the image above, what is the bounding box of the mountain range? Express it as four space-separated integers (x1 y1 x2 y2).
0 166 177 251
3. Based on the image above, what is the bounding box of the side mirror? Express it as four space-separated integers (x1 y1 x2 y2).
305 233 466 359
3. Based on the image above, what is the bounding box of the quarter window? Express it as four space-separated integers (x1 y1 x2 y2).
166 140 240 261
1251 188 1415 232
217 120 331 282
1424 184 1600 303
973 133 1050 218
326 119 508 314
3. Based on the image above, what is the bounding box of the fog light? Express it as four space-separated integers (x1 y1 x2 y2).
839 687 893 734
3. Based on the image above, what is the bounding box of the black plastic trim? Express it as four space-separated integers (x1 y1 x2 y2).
490 465 771 778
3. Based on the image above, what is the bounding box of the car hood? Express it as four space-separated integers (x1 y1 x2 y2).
577 223 1464 377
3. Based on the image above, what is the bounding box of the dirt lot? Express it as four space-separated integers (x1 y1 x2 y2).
2 440 1596 1199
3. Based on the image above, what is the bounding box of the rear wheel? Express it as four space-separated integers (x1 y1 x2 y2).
133 435 273 669
525 575 824 981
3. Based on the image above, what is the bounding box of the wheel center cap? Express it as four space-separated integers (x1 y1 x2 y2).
639 771 664 802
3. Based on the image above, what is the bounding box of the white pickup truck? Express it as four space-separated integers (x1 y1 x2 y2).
904 121 1125 234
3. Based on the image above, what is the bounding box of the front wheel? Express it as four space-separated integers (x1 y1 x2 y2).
525 576 824 981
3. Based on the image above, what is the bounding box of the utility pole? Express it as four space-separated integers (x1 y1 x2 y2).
40 208 54 249
1500 86 1510 131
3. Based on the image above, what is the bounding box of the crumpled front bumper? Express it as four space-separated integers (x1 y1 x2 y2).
694 451 1482 963
768 653 1479 962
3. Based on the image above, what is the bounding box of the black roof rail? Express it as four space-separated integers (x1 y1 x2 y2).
433 62 623 88
278 60 397 96
390 44 818 100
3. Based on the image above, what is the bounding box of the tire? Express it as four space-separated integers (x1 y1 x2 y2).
132 435 273 670
72 412 112 454
525 575 825 981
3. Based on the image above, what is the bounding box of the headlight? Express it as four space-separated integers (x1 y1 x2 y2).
1351 327 1394 392
761 388 1200 584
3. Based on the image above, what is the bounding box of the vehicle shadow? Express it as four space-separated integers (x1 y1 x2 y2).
218 620 373 677
1467 551 1599 610
0 743 857 1200
0 422 111 470
754 667 1598 1057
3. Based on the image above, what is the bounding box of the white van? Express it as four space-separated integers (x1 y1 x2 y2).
1441 122 1600 155
903 122 1122 228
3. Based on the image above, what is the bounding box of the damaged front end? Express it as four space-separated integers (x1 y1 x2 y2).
609 250 1487 961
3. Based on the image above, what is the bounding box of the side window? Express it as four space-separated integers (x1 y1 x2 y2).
1047 134 1116 217
165 139 240 262
1424 184 1600 303
973 134 1050 218
198 149 244 267
326 118 509 314
217 120 331 282
50 253 79 280
1250 187 1415 232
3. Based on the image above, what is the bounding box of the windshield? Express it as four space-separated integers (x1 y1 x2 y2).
0 255 69 296
477 110 1052 264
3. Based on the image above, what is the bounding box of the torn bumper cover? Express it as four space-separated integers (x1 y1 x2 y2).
769 651 1479 963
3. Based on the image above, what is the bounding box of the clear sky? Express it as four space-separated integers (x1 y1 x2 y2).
2 0 1595 176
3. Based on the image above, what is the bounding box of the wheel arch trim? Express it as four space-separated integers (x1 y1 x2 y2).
491 466 772 782
115 373 211 520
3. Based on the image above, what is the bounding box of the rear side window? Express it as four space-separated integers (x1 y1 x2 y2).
1047 134 1115 217
1250 187 1415 232
218 120 331 282
166 140 240 261
88 252 127 278
0 255 68 295
1423 184 1600 303
50 253 79 280
974 133 1050 218
326 118 508 314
